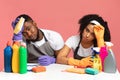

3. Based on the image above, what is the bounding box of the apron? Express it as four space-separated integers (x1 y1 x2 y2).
74 40 85 60
74 39 94 60
26 30 55 63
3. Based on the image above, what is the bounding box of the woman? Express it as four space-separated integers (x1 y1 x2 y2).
57 14 111 68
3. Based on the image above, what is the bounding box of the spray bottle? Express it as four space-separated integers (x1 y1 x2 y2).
104 42 116 73
19 42 27 74
4 41 12 72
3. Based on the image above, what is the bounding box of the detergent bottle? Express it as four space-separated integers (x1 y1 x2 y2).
4 41 12 72
19 42 27 74
12 41 20 73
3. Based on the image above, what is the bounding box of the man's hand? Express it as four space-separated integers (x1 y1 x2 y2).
38 55 56 66
11 17 24 41
12 18 20 29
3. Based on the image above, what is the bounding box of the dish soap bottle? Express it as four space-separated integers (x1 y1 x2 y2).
4 41 12 72
19 42 27 74
12 41 20 73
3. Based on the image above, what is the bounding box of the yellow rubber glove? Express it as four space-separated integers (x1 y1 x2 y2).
68 57 93 68
94 25 105 47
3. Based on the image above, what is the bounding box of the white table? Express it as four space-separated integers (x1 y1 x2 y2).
0 64 120 80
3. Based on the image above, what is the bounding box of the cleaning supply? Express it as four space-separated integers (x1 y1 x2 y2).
99 47 108 71
85 68 99 75
38 55 55 66
13 17 25 34
92 55 102 72
32 66 46 73
92 47 102 71
104 49 116 73
19 42 27 74
68 57 93 68
104 42 116 73
94 25 105 47
12 41 20 73
4 41 12 72
12 17 25 41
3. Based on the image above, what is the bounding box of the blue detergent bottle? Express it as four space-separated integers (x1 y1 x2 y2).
4 41 12 72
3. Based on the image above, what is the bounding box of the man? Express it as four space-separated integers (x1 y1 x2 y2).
12 14 64 66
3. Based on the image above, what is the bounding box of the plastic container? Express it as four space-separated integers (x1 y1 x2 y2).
19 42 27 74
12 41 20 73
4 41 12 72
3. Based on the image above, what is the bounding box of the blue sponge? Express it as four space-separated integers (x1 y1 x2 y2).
85 68 99 75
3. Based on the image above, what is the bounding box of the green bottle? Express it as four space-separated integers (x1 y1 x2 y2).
19 42 27 74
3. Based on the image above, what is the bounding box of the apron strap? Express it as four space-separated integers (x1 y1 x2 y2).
40 30 56 58
74 39 85 60
40 30 48 42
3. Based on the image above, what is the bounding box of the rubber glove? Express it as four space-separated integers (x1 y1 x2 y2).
68 57 93 68
12 18 24 41
38 55 56 66
94 25 105 47
12 18 20 29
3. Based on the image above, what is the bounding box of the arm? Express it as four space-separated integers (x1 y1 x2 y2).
94 25 105 47
56 45 71 64
57 45 93 67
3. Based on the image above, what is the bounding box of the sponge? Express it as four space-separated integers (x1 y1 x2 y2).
13 17 25 34
32 66 46 73
85 68 99 75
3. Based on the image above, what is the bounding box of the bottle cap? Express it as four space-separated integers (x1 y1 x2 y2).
20 42 26 47
7 41 11 46
13 41 20 46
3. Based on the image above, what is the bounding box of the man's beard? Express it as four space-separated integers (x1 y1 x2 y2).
26 29 40 42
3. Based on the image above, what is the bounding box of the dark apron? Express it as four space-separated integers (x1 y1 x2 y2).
26 30 55 63
74 40 85 60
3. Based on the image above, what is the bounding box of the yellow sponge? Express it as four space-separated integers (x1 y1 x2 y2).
13 17 25 34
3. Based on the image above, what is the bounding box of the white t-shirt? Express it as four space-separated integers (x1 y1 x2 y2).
65 35 93 57
31 29 64 50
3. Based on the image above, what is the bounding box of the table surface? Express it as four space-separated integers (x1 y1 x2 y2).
0 64 120 80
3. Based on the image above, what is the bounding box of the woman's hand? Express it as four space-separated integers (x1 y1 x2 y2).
94 25 105 47
94 25 105 40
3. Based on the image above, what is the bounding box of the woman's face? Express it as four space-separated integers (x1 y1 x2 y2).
22 21 38 41
82 24 95 43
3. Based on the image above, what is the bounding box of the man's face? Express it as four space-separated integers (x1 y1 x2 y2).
22 21 38 41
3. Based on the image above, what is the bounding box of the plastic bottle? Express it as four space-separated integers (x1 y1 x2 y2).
12 41 20 73
4 41 12 72
19 42 27 74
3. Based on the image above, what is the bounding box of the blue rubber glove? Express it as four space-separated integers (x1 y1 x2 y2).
12 18 23 41
38 55 56 66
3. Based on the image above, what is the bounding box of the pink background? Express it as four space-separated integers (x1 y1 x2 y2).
0 0 120 71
